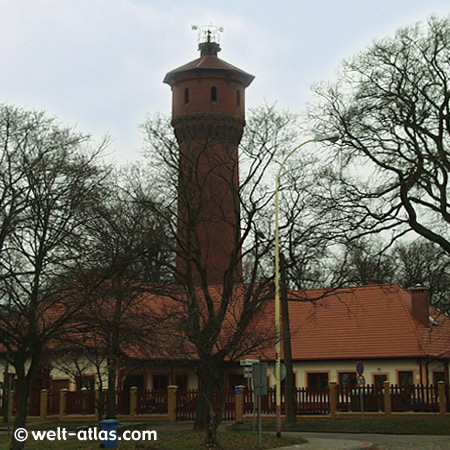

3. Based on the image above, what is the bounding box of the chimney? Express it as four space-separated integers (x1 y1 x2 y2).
410 287 429 326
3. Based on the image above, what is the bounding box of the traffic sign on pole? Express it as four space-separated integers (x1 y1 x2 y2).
240 359 260 366
356 361 364 376
272 362 287 381
252 362 268 396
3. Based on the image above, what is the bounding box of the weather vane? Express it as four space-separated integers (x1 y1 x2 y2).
191 24 224 45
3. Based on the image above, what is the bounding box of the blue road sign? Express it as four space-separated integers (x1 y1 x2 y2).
356 361 364 376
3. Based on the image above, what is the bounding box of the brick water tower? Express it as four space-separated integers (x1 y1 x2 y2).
163 26 254 285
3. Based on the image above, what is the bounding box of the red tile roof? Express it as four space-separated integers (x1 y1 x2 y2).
262 284 450 361
68 283 450 363
94 282 274 363
163 55 255 86
6 282 448 365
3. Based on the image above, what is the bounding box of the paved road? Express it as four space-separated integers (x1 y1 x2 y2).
296 432 450 450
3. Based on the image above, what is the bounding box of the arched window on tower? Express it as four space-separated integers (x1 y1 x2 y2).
211 86 217 102
184 87 189 104
236 89 241 106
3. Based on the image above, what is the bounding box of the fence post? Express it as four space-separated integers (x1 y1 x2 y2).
329 382 337 419
129 386 137 419
59 389 67 420
383 381 391 416
438 381 446 416
81 387 88 415
167 385 178 422
40 389 48 421
234 385 245 423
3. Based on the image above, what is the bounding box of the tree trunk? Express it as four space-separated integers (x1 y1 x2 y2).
106 358 117 419
280 253 296 423
193 364 215 430
95 365 104 422
106 281 122 419
97 392 104 422
10 372 30 450
204 373 225 448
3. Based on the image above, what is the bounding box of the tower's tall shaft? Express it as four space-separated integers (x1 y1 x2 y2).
164 30 254 285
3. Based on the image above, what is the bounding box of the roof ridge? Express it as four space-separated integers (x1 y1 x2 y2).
289 282 403 296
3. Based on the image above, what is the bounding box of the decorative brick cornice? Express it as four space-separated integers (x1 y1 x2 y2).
172 113 245 145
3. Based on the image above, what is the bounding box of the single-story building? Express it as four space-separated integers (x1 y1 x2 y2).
265 284 450 389
2 283 449 398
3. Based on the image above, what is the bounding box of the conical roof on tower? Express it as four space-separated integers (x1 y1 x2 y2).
163 37 254 87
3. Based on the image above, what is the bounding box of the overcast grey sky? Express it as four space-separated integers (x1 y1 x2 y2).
2 1 449 162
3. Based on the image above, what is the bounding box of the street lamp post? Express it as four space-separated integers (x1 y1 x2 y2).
274 135 338 438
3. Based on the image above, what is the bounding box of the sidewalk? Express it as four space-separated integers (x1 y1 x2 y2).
270 432 376 450
271 440 376 449
146 423 377 449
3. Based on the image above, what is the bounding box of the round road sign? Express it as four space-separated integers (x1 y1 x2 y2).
356 361 364 376
272 363 287 381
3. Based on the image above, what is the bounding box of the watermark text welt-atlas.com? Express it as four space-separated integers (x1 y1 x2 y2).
14 426 157 443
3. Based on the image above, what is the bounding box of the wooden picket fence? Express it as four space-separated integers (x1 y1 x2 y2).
136 389 167 415
9 388 165 417
390 384 440 413
243 387 330 415
175 388 235 421
4 382 450 420
337 384 385 412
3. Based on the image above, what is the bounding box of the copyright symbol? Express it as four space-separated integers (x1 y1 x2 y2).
14 428 28 442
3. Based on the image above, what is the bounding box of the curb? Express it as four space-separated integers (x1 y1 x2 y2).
343 443 377 450
270 439 377 450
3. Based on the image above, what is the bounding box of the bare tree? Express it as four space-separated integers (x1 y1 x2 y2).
331 237 395 286
270 144 353 424
276 149 350 290
69 167 171 419
0 105 108 450
324 236 450 314
393 239 450 313
54 332 109 419
140 104 300 441
308 15 450 255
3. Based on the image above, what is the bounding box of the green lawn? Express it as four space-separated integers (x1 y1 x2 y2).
0 422 307 450
2 416 449 449
256 415 450 435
